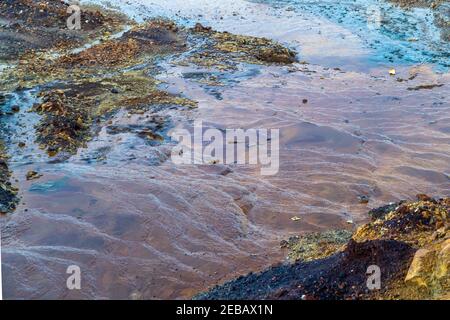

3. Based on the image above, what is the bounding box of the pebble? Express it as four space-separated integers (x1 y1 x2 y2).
26 170 42 181
358 195 370 204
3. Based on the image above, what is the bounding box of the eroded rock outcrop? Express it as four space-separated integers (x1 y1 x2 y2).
197 195 449 300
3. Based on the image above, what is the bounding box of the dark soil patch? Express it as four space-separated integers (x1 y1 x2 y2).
195 239 415 300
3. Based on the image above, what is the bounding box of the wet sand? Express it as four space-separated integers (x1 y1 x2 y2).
0 0 449 299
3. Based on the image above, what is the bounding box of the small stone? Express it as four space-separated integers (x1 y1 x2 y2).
111 88 119 94
291 216 301 222
26 171 42 181
416 194 432 202
389 68 396 76
302 99 308 104
358 195 370 204
11 105 20 113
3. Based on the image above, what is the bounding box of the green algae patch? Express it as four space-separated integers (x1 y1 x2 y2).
281 229 353 262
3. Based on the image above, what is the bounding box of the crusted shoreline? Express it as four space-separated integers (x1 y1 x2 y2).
0 1 297 213
196 195 449 300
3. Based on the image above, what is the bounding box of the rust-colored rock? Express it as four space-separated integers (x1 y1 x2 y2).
405 248 436 288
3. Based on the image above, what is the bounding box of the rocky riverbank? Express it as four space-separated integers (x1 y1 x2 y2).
196 195 449 300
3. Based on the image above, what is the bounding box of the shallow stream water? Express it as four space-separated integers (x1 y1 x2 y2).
0 0 449 299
